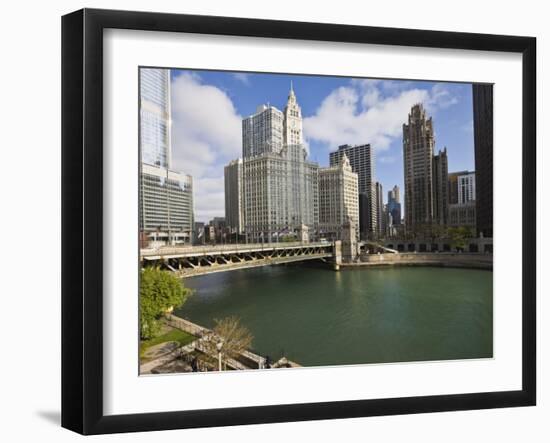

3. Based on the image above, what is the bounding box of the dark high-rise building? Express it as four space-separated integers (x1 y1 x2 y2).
387 185 401 225
375 182 384 237
473 84 493 238
433 148 449 225
358 193 370 241
330 144 376 236
403 104 435 229
224 159 243 234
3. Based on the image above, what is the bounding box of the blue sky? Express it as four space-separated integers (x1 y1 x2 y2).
169 69 475 223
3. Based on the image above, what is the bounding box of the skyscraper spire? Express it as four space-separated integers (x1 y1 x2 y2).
284 80 302 146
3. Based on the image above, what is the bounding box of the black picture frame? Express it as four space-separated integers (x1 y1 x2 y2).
61 8 536 435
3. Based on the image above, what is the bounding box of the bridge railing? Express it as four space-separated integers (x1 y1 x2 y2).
141 240 333 257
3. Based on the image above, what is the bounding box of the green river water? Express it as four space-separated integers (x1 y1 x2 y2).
175 265 493 367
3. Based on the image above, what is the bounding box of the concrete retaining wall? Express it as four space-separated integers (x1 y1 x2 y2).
347 252 492 270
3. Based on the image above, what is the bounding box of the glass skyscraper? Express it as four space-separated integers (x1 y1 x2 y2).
139 68 194 244
140 69 171 168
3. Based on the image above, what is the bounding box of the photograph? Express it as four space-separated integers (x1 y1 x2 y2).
138 67 494 375
0 0 542 439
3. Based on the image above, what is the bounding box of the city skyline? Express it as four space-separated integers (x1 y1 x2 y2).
136 70 494 376
169 69 475 222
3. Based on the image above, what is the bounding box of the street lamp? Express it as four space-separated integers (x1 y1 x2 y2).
216 340 224 371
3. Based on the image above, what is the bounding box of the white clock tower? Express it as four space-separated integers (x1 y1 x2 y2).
283 81 303 146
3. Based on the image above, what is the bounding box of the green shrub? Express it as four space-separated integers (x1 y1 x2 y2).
139 267 191 340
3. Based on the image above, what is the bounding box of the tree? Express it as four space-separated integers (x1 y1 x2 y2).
448 226 474 252
429 223 447 242
140 267 191 340
203 316 253 369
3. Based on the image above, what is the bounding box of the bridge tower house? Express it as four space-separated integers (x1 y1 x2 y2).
342 217 358 262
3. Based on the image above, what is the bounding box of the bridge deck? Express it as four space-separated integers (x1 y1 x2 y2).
141 241 334 260
141 241 335 276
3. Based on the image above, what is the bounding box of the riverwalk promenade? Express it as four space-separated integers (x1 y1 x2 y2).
351 252 493 270
140 315 300 374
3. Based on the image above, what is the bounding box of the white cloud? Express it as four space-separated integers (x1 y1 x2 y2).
232 73 251 85
170 73 242 222
426 83 459 109
169 74 460 222
192 177 226 221
304 84 426 151
303 81 459 152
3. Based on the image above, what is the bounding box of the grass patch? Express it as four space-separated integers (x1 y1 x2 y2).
140 327 196 360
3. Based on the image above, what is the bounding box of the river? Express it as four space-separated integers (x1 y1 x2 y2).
175 265 493 367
